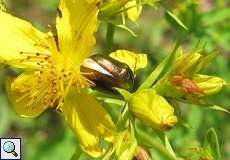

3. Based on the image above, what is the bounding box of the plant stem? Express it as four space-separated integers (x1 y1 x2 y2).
104 22 115 54
135 127 177 160
116 103 129 131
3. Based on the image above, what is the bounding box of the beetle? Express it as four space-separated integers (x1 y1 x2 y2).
80 54 134 91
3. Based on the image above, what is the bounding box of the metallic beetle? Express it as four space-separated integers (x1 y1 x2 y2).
80 54 134 91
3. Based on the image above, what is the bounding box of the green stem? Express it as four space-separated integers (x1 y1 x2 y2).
135 127 177 160
116 103 129 131
104 22 115 54
97 97 125 106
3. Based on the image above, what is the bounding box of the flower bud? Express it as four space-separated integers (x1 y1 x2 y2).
173 53 201 76
135 147 150 160
129 89 178 130
99 0 130 20
193 74 226 96
155 51 223 103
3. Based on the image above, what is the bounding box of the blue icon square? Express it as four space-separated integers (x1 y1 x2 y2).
0 138 21 160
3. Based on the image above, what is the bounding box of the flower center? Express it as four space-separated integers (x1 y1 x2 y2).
13 52 93 109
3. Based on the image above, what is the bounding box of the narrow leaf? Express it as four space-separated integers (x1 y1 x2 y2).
154 131 177 159
115 87 132 101
165 10 188 31
164 135 177 159
202 128 221 160
138 41 181 90
117 24 137 37
209 105 230 114
138 55 170 90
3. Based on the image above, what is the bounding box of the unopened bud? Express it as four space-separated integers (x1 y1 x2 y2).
99 0 130 20
129 89 178 130
171 75 203 94
135 147 150 160
193 74 226 96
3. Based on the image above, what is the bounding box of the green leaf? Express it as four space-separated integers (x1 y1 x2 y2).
116 24 137 37
208 105 230 114
164 135 177 159
97 97 125 106
116 104 130 131
155 131 177 159
138 41 181 90
138 55 169 90
165 10 188 31
202 128 221 160
115 88 132 101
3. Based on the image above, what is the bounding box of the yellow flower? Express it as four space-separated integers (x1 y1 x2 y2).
0 0 119 157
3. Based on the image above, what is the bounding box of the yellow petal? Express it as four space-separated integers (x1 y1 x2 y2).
61 88 116 157
109 50 147 73
126 0 142 22
5 73 49 117
0 11 57 68
129 89 178 130
56 0 99 64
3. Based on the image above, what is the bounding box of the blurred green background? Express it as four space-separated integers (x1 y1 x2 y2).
0 0 229 159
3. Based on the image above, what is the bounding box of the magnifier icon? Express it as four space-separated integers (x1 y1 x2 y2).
3 141 18 157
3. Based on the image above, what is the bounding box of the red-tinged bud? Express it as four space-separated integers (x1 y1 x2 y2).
180 78 203 94
171 75 203 95
135 147 150 160
171 75 184 85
